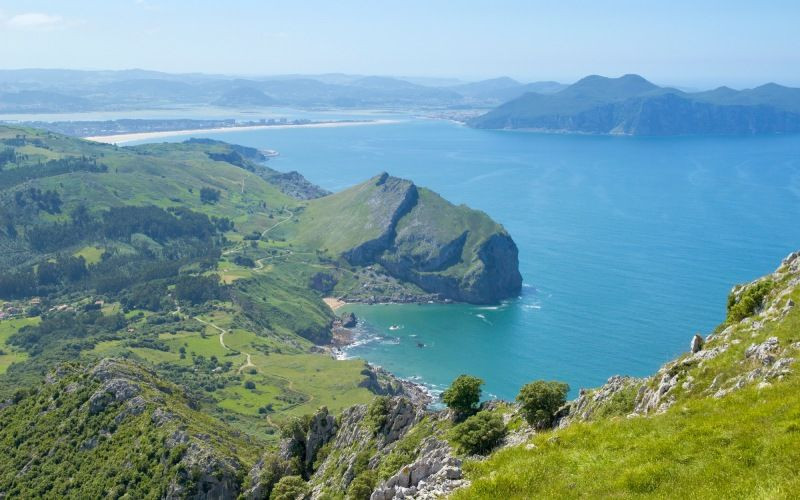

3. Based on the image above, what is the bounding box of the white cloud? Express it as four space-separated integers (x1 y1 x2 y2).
6 12 65 30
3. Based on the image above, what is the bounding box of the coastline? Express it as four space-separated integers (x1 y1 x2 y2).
83 118 401 144
323 297 347 311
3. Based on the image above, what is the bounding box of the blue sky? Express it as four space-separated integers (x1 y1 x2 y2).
1 0 798 88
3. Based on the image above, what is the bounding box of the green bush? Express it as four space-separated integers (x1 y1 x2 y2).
365 396 390 434
269 475 308 500
347 470 377 500
442 375 484 419
450 411 506 455
517 380 570 429
727 280 774 323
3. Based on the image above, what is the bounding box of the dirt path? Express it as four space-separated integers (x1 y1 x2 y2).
194 316 255 373
260 214 294 238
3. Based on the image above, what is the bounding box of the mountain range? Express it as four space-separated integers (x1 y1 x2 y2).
469 74 800 135
0 69 560 111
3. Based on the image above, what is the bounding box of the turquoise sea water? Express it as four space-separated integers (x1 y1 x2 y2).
130 119 800 399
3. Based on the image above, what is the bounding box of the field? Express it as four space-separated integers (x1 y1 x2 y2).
0 317 38 374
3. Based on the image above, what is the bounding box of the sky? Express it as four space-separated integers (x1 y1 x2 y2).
1 0 799 88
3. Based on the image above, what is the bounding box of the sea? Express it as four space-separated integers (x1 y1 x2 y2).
108 113 800 399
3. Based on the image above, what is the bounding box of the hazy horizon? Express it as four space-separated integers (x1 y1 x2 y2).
1 1 799 89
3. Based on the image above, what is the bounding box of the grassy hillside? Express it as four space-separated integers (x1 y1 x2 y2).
454 252 800 498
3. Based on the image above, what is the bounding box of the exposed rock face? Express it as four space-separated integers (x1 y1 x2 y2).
358 364 432 407
370 437 466 500
690 334 705 353
341 312 358 328
165 438 243 500
560 375 644 425
305 396 429 497
305 408 337 468
343 174 420 266
264 170 331 200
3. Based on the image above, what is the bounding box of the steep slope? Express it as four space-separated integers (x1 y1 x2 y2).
454 251 800 498
470 74 800 135
0 358 259 499
285 173 522 304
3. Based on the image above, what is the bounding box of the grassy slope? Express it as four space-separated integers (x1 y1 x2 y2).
455 262 800 499
284 173 410 255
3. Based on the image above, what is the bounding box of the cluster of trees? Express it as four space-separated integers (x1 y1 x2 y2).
199 187 221 204
14 188 62 214
9 309 126 356
36 255 88 285
0 155 107 190
442 374 570 455
27 204 231 253
174 274 225 305
0 147 18 167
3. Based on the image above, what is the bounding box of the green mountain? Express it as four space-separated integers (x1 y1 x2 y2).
281 173 522 304
469 74 800 135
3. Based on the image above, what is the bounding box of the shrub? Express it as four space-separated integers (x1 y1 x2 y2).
449 411 506 455
365 396 390 434
244 381 256 390
517 380 570 429
269 475 308 500
727 280 774 323
200 187 221 204
442 375 483 419
347 470 377 500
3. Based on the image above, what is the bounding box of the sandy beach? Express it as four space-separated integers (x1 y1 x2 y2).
323 297 347 311
84 119 401 144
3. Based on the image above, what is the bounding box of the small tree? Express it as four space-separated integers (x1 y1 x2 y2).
516 380 570 429
449 411 506 455
244 380 256 390
441 374 484 419
269 475 308 500
200 187 221 204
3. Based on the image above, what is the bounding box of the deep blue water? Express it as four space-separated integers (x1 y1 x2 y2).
130 119 800 399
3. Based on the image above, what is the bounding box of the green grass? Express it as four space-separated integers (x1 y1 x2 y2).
0 317 38 374
456 376 800 499
73 245 105 265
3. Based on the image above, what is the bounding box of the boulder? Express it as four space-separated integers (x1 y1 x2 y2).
341 312 357 328
690 334 705 353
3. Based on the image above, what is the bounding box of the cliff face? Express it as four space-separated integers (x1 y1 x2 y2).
294 174 522 304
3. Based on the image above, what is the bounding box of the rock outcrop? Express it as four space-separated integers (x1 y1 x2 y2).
370 437 466 500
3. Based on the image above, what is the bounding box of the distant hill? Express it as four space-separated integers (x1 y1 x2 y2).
0 90 91 113
212 86 278 107
0 68 564 111
449 77 567 104
469 74 800 135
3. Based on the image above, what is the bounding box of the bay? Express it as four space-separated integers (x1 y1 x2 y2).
129 118 800 399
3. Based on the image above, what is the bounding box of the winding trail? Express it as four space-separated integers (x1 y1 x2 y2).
194 315 253 373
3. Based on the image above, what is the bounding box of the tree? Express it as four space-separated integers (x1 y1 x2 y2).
441 374 483 419
449 411 506 455
244 380 256 390
516 380 570 429
269 475 308 500
200 187 221 204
